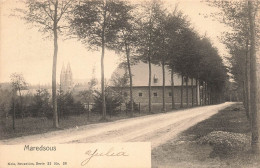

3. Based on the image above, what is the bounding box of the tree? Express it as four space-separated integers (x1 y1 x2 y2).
0 86 12 130
164 11 190 109
71 0 132 120
136 0 165 113
78 67 98 105
92 88 122 117
204 0 260 153
0 88 12 119
15 0 75 128
170 28 198 108
10 73 28 122
248 0 259 154
29 88 52 117
112 2 138 116
206 0 252 117
150 3 168 112
110 70 129 103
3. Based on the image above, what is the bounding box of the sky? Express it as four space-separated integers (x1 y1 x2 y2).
0 0 230 85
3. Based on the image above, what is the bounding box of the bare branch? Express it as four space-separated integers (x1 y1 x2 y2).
42 3 54 21
57 0 73 23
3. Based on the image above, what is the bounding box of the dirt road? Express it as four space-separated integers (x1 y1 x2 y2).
0 102 234 148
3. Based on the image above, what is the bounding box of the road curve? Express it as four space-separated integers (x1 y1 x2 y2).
0 102 235 148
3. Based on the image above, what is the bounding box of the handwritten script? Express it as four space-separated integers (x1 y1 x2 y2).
81 147 129 166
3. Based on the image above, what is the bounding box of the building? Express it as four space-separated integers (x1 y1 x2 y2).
110 62 200 105
60 63 73 93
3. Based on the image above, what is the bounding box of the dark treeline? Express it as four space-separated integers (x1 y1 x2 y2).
70 0 227 116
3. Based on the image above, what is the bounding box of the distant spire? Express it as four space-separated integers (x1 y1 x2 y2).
66 62 71 73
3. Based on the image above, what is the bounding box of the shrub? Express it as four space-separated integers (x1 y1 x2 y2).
125 101 139 112
26 89 52 118
92 88 122 116
58 92 86 118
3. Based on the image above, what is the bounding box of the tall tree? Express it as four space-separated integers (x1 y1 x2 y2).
165 11 190 109
136 0 156 113
71 0 132 120
112 2 138 116
171 28 199 108
137 0 170 113
15 0 74 128
149 2 168 112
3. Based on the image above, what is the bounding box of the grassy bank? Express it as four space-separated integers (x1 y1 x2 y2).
152 103 259 168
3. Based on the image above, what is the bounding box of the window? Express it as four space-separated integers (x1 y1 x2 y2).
139 93 143 97
153 75 158 83
169 92 172 97
153 92 157 97
124 92 128 97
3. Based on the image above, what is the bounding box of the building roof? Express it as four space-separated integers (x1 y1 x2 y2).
110 62 194 87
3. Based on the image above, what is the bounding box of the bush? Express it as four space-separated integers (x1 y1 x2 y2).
58 92 86 118
27 89 52 117
125 101 139 112
198 131 250 157
92 89 122 116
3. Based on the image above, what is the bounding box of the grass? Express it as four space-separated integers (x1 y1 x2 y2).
152 103 259 168
0 103 188 140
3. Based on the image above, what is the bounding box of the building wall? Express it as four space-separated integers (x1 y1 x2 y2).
113 86 197 105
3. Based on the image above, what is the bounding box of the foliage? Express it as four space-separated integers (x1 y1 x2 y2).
15 0 75 37
125 101 139 112
10 73 28 92
70 0 132 50
92 88 122 116
110 71 129 88
70 0 134 119
28 89 52 118
203 0 259 98
58 92 86 118
0 87 12 119
110 71 129 103
78 90 94 103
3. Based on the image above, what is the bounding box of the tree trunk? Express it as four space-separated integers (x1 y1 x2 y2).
196 79 199 106
204 82 207 105
18 88 24 123
180 75 183 108
208 85 210 105
148 56 152 113
248 0 259 154
52 0 59 128
171 67 175 109
101 5 107 120
186 76 188 108
245 38 250 120
162 60 166 112
201 81 204 106
12 95 15 130
191 78 194 107
243 80 247 110
125 42 133 117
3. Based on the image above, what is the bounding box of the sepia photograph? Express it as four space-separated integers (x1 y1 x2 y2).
0 0 260 167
